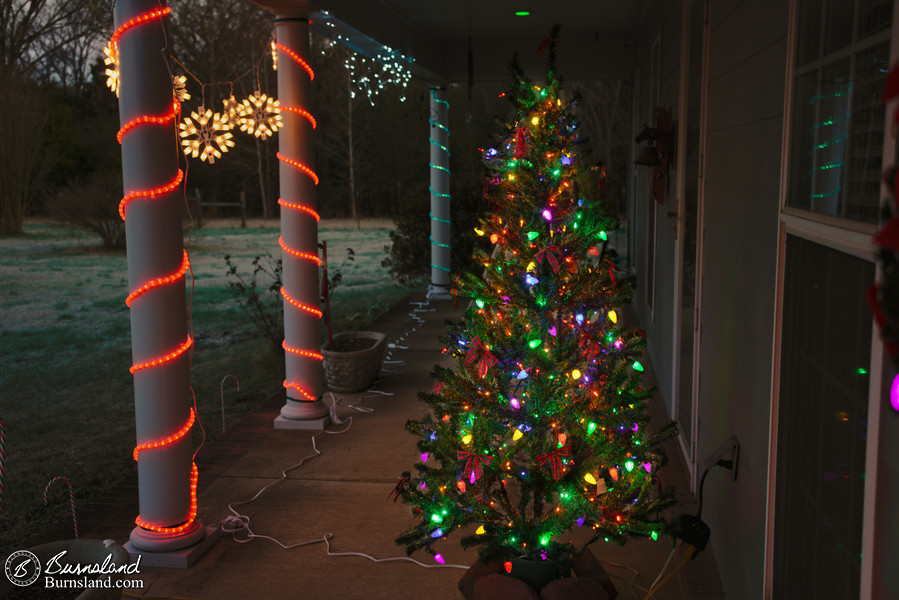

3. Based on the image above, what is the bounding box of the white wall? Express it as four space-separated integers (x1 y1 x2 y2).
632 1 789 598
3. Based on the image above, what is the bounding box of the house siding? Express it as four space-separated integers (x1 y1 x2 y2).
633 1 789 598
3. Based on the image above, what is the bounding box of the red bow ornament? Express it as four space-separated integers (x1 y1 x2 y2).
458 451 494 482
535 246 562 273
464 336 498 378
536 446 571 481
515 128 527 157
388 476 409 502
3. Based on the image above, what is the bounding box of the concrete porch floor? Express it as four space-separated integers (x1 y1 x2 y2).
17 293 727 600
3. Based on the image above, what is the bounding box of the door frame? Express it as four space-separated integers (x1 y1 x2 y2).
671 0 710 488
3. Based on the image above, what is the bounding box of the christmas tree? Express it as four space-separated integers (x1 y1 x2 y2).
396 31 676 568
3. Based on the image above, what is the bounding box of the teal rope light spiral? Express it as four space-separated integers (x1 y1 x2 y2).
429 88 451 269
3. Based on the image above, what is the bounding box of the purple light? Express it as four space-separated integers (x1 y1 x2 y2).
419 481 426 490
434 553 445 564
548 326 557 336
643 462 652 473
631 423 639 432
892 373 899 412
525 274 539 285
470 471 477 484
542 209 552 221
613 339 624 349
430 432 437 441
517 370 528 380
510 397 521 409
431 528 444 538
561 156 572 165
577 517 585 527
421 452 429 462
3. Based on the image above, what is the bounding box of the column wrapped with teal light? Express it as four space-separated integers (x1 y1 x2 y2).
428 87 451 298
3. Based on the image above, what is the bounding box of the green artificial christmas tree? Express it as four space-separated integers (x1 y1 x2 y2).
396 31 676 570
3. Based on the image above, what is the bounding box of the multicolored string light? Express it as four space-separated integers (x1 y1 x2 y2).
112 5 198 536
44 476 77 539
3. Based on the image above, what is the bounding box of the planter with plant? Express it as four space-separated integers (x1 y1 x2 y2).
319 241 386 393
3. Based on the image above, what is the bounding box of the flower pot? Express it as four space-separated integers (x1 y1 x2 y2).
321 331 387 393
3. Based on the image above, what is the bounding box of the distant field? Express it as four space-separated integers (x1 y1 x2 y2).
0 218 411 550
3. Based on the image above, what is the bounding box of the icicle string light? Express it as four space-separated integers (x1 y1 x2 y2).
274 43 315 81
277 152 320 186
133 408 196 462
44 476 78 539
279 235 321 265
125 250 190 307
117 99 180 143
119 169 184 220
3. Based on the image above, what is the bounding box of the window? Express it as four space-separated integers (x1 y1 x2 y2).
773 235 874 599
786 0 892 224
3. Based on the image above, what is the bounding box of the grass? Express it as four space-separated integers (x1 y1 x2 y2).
0 218 413 550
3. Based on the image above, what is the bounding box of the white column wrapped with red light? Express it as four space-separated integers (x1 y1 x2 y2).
428 87 452 299
274 15 329 427
113 0 204 551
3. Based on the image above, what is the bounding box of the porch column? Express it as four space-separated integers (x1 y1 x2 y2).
114 0 204 551
428 87 452 299
274 10 329 428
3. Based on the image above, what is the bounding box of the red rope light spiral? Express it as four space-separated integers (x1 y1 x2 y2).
283 381 316 401
277 199 320 221
279 235 321 265
282 341 324 361
277 152 319 186
126 249 190 307
114 5 197 536
119 169 184 220
279 105 317 129
280 287 323 318
274 43 315 81
117 99 180 143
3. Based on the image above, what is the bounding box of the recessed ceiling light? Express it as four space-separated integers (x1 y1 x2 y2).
515 11 530 16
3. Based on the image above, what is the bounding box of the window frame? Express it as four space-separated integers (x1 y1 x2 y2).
764 1 897 597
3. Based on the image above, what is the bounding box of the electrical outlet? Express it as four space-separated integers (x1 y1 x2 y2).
704 435 739 480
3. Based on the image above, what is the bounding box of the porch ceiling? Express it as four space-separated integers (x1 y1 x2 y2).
252 0 650 83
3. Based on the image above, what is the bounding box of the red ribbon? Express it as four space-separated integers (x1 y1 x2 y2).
536 446 571 481
388 476 409 502
515 128 527 157
458 451 494 482
434 381 444 394
535 246 562 273
604 260 618 286
464 336 498 378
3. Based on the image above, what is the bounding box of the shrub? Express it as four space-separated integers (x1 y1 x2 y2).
46 169 125 249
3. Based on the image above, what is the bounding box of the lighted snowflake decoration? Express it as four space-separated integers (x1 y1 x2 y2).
104 42 119 97
173 75 191 102
237 92 282 140
179 107 234 164
221 94 239 129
